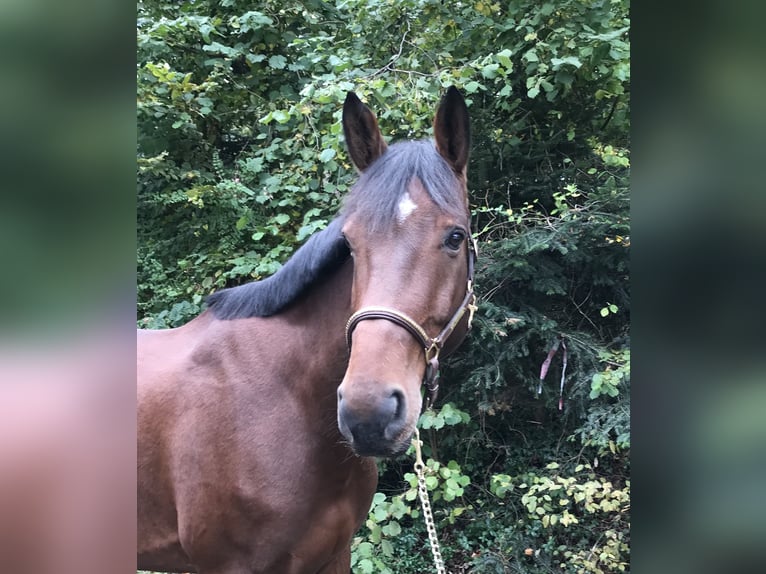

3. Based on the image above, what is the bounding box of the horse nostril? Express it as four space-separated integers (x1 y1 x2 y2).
389 389 405 421
380 389 406 442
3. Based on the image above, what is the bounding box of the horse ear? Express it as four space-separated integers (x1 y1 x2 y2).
343 92 388 172
433 86 471 176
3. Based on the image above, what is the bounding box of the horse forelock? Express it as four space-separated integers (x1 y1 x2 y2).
340 140 467 232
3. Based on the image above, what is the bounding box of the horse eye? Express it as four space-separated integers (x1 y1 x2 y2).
444 229 466 251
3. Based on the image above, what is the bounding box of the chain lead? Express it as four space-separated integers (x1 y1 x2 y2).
412 429 447 574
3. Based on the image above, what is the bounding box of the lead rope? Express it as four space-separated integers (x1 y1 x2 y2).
412 428 447 574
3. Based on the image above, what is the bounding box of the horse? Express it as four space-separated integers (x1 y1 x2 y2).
137 86 476 574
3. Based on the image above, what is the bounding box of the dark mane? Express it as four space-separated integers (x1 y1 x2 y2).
341 140 465 230
206 139 464 320
206 217 349 319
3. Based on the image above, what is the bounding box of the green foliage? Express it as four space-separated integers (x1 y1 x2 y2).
418 402 471 430
490 462 630 573
590 348 630 400
137 0 630 571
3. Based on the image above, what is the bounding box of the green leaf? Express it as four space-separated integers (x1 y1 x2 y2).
496 49 513 70
464 81 481 94
587 26 630 42
551 56 583 70
357 542 373 557
274 213 290 225
319 148 336 163
592 373 603 389
524 50 539 63
239 10 273 28
359 558 374 573
383 521 401 536
199 23 213 43
272 110 290 124
373 506 388 521
202 42 238 57
481 63 500 79
235 216 249 230
381 539 394 556
243 157 264 174
268 55 287 69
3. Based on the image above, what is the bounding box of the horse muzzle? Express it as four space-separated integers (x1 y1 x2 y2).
337 383 414 457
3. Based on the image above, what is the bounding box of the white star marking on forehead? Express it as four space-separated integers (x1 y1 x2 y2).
397 192 418 223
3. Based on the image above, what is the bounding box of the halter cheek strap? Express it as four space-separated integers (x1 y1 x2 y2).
344 235 477 409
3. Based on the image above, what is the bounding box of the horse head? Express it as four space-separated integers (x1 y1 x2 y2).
337 87 475 457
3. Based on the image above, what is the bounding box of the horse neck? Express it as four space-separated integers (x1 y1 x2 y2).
274 257 354 381
194 258 354 401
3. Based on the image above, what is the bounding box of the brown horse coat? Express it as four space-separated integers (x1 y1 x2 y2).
139 261 377 573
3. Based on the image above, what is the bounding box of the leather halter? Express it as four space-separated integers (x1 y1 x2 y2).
345 235 478 409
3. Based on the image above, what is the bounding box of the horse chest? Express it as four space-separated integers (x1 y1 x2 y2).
182 452 376 574
275 465 377 570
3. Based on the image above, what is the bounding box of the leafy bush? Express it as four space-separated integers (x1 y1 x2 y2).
491 462 630 573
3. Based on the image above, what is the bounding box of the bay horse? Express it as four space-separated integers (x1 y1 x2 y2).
137 86 475 574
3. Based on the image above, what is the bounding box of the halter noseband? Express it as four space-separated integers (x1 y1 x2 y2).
344 235 478 409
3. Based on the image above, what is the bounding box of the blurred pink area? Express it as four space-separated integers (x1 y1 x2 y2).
0 332 136 574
